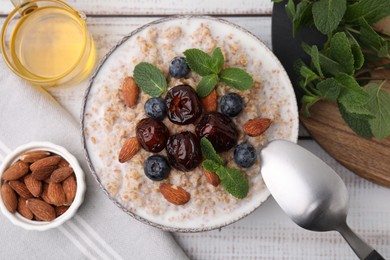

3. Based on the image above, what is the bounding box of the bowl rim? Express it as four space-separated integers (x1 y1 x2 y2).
80 15 299 233
0 141 86 231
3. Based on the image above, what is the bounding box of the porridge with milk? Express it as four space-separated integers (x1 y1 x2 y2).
83 17 298 229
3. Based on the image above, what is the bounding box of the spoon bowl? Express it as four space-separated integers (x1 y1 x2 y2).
261 140 384 259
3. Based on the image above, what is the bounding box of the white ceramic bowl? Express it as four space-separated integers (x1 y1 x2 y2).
81 16 298 232
0 142 86 231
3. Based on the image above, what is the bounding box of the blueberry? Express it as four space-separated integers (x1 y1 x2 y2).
144 155 170 181
233 142 256 168
169 57 190 78
220 93 244 117
144 97 167 120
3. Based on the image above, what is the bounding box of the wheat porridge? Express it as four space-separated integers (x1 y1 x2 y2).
83 17 298 230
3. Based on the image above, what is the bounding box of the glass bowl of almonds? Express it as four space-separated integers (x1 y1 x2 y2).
0 142 86 231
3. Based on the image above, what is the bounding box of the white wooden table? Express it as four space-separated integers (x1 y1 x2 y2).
1 1 389 259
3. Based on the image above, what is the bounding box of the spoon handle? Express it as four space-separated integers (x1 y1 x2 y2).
364 250 386 260
337 223 385 260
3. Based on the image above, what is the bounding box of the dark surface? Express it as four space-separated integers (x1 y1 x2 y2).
271 0 326 106
365 250 386 260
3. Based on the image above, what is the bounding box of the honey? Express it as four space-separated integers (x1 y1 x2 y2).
2 1 95 85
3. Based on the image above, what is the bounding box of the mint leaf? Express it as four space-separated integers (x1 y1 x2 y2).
366 82 390 139
329 32 355 75
345 0 390 24
220 68 254 91
312 0 346 34
339 103 373 138
336 73 372 115
301 95 320 117
202 160 221 173
210 47 224 74
292 1 313 36
200 137 225 165
317 78 340 101
133 62 167 97
196 74 219 97
285 0 296 20
184 49 213 76
318 52 341 76
360 18 389 58
299 62 319 85
302 43 341 76
310 45 324 77
346 32 364 70
216 167 249 199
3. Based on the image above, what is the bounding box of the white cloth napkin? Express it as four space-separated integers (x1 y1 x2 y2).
0 60 188 260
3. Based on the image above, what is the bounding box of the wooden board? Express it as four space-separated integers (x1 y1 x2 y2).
301 101 390 187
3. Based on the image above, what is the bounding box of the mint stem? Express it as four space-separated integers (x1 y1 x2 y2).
345 27 360 35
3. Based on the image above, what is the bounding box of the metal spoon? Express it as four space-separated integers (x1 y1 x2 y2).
260 140 385 260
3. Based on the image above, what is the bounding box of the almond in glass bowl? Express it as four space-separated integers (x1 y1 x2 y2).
0 142 86 231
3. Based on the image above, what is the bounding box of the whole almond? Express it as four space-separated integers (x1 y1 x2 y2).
58 158 70 168
243 118 271 137
34 215 44 221
24 174 42 197
63 175 77 205
50 167 74 183
41 183 52 204
31 165 58 180
118 137 140 163
55 205 69 217
201 89 217 112
1 183 17 213
47 182 66 206
20 150 51 163
17 197 33 220
9 180 33 199
159 183 190 205
122 76 139 108
26 198 56 221
2 161 29 181
43 177 52 184
203 169 220 187
30 155 61 172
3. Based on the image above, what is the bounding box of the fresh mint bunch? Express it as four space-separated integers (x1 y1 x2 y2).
200 137 249 199
184 47 254 97
273 0 390 139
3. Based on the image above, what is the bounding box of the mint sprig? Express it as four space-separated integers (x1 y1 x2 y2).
366 82 390 139
210 47 224 73
220 68 254 91
184 47 254 97
133 62 167 97
216 167 249 199
312 0 346 35
200 137 225 165
183 49 215 76
202 159 221 173
276 0 390 139
197 74 219 97
200 137 249 199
